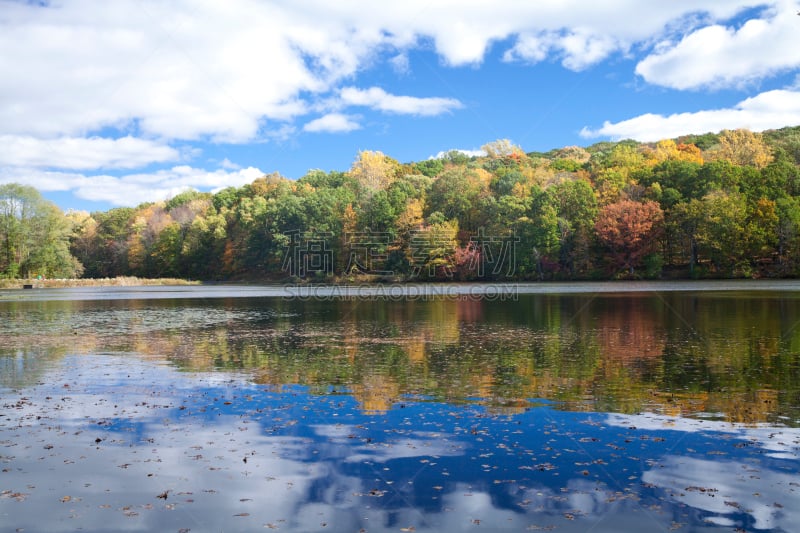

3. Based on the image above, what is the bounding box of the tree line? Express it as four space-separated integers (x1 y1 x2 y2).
3 126 800 281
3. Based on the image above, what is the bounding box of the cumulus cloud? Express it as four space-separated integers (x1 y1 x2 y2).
303 113 361 133
339 87 463 116
0 135 179 170
505 29 621 71
580 89 800 141
636 2 800 89
0 0 771 142
1 0 797 207
0 2 314 141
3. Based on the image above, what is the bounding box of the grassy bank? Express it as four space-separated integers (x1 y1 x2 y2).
0 276 201 289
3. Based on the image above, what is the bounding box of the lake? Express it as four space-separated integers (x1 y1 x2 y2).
1 281 799 532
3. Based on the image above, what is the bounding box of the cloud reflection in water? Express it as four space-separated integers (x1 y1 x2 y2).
1 353 798 532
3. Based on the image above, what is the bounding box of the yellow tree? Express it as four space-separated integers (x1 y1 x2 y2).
648 139 704 165
708 129 773 168
126 204 173 275
66 210 97 265
349 150 400 196
676 142 704 164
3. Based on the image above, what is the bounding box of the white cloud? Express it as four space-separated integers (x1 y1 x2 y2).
389 53 410 75
340 87 463 116
0 135 179 170
303 113 361 133
559 30 621 71
433 148 486 159
503 33 552 64
505 29 622 71
0 1 315 142
580 89 800 141
0 0 773 143
636 2 800 89
219 158 241 170
2 0 798 208
643 456 800 531
0 165 264 207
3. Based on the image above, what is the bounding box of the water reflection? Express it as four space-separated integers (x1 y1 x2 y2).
3 289 800 422
2 354 798 532
3 286 800 530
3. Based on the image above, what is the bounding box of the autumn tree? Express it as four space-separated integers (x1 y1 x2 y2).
707 128 773 169
481 139 525 159
66 210 97 270
551 145 591 164
7 128 795 282
595 200 664 276
646 139 703 166
349 150 400 197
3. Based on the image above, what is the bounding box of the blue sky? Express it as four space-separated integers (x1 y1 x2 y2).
1 0 800 212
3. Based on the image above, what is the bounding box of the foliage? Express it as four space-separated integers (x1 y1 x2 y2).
348 150 400 197
595 199 664 276
5 127 800 282
707 128 773 169
0 183 82 278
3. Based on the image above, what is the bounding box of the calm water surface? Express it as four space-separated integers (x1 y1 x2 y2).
2 282 800 532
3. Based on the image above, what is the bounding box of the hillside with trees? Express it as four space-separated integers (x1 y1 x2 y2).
3 126 800 281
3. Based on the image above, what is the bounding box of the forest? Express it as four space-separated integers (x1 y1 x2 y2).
2 126 800 282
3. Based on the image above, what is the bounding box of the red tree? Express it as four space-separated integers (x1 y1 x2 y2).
595 200 664 275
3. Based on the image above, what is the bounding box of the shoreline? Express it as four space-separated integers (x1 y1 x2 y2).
0 276 201 290
4 279 800 304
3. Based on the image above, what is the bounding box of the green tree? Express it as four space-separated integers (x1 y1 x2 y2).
408 218 459 279
0 183 82 278
426 168 491 234
549 179 598 276
696 191 749 275
79 207 136 277
646 160 703 201
524 188 560 278
414 159 444 178
665 199 704 275
776 197 800 274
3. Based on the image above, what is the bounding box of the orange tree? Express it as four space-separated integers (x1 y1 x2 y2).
594 199 664 276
